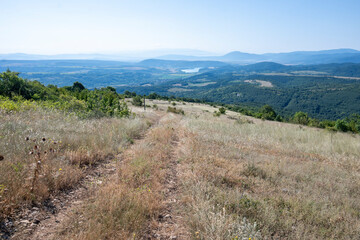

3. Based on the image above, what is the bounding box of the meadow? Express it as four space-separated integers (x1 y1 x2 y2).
1 98 360 239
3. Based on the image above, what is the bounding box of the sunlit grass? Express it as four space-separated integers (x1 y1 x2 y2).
0 108 148 218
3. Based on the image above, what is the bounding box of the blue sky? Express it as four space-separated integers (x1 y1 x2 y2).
1 0 360 54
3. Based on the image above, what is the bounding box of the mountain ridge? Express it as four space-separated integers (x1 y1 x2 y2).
2 48 360 65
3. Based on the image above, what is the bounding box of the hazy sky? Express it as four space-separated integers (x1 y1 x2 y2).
1 0 360 54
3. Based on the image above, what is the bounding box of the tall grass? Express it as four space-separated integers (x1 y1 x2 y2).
178 114 360 239
0 108 148 219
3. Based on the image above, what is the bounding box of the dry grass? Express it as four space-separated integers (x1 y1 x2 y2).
56 114 179 239
0 108 149 219
3 100 360 239
178 113 360 239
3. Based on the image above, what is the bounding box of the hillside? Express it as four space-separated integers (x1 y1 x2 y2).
156 48 360 64
1 93 360 239
2 59 360 121
118 62 360 120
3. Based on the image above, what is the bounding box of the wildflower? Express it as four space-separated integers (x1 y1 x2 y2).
59 168 62 171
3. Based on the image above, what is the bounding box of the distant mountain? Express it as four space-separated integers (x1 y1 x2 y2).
0 49 215 62
2 49 360 65
156 48 360 65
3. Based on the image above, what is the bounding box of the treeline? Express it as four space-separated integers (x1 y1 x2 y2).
127 91 360 134
226 104 360 133
0 70 130 118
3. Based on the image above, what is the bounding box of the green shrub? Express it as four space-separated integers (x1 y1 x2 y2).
335 119 349 132
259 105 277 120
0 70 130 118
213 111 221 117
132 96 143 107
218 107 226 114
292 111 309 125
167 106 184 115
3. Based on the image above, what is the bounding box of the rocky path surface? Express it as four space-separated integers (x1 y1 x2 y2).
14 157 118 240
146 117 188 240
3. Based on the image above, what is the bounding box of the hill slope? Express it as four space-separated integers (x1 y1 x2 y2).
117 62 360 120
2 99 360 240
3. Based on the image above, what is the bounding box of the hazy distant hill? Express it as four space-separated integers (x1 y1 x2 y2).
117 61 360 120
156 48 360 64
2 49 360 65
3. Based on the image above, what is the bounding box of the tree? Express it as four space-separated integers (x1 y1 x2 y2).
259 105 277 120
132 95 143 106
293 112 309 125
72 82 86 92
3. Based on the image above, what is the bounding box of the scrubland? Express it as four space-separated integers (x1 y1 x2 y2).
1 100 360 239
0 108 148 219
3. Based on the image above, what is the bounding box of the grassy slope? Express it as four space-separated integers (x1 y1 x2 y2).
0 108 148 218
1 100 360 239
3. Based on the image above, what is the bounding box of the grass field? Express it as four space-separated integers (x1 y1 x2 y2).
1 100 360 239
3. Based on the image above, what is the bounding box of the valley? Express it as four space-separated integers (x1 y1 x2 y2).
1 58 360 120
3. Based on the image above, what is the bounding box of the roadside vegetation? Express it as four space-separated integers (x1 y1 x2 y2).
0 71 142 222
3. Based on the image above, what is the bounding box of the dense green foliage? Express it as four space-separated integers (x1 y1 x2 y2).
131 95 143 107
121 63 360 121
0 70 130 118
2 59 360 132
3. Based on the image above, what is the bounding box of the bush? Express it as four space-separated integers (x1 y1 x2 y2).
0 70 130 118
292 111 309 125
335 119 349 132
259 105 277 120
213 111 221 117
167 106 184 115
218 107 226 114
132 96 143 107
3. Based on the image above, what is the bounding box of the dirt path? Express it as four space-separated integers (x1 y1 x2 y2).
8 112 191 240
10 113 163 240
149 118 188 240
13 158 119 240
